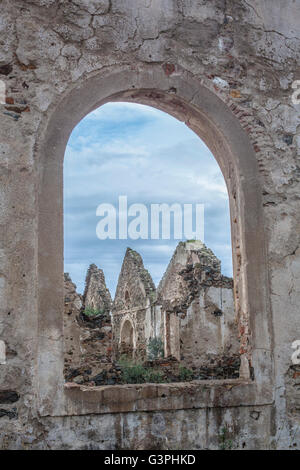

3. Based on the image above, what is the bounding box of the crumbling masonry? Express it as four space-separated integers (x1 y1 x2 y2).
0 0 299 449
64 241 240 384
64 265 113 383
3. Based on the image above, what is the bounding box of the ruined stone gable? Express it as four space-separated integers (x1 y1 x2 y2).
113 248 156 312
83 263 112 315
157 241 239 372
64 268 113 384
112 247 157 359
109 242 239 378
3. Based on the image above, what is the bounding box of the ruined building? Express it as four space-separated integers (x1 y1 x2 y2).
64 241 240 383
64 265 112 383
83 263 112 315
112 248 158 360
156 241 239 370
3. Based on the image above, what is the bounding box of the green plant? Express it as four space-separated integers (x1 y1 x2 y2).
145 368 166 383
118 356 148 384
218 426 233 450
179 364 194 381
83 306 105 317
149 291 156 302
118 356 166 384
117 355 132 368
147 337 164 360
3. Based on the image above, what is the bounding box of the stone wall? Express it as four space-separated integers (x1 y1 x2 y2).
112 248 157 360
0 0 299 449
64 269 113 383
64 273 83 372
111 241 239 372
83 264 112 314
157 241 239 372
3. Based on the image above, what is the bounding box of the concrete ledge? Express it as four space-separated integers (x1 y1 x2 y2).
60 379 273 416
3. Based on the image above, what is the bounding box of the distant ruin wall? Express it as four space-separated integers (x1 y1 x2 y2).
64 273 83 372
83 264 112 314
158 242 239 371
112 248 157 360
64 271 112 383
111 242 239 369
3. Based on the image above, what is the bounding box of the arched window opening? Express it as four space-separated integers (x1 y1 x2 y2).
120 319 135 359
63 102 240 385
37 69 272 416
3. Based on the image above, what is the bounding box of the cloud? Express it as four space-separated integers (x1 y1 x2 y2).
64 102 232 296
85 102 163 122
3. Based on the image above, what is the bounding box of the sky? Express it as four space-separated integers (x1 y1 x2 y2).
64 102 233 296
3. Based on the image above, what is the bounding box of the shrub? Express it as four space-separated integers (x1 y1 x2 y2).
84 306 105 317
118 356 148 384
179 364 194 381
218 426 233 450
145 368 166 383
147 337 164 361
118 356 166 384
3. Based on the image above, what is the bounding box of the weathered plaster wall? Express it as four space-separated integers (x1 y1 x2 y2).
0 0 299 449
157 241 239 369
180 285 239 368
0 405 275 450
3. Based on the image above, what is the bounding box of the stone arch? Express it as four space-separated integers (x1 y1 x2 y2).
119 316 136 359
36 64 273 415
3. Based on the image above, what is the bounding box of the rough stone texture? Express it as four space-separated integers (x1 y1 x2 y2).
83 264 112 314
64 273 83 369
111 242 238 368
0 0 299 449
112 248 157 360
0 405 277 450
285 365 300 421
68 242 240 384
64 270 112 383
157 241 239 369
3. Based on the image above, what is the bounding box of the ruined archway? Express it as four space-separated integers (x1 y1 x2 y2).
36 65 273 416
120 318 135 359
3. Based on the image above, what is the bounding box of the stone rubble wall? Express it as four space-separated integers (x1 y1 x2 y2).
64 273 83 370
158 241 239 370
83 263 112 314
64 271 113 383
